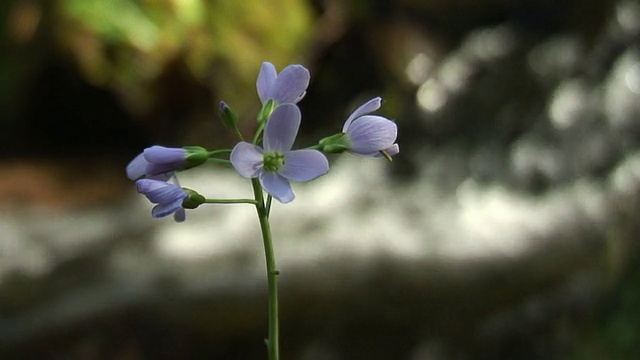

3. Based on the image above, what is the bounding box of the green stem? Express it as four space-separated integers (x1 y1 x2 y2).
305 144 323 150
203 198 258 205
251 178 279 360
206 158 231 165
207 149 232 156
206 149 232 165
252 121 266 144
266 195 273 218
234 128 245 142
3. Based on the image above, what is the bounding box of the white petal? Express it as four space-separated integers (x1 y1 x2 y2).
373 144 400 158
126 153 148 180
257 62 277 104
346 115 397 155
260 171 294 203
279 150 329 182
230 142 264 178
269 64 310 104
343 97 382 131
152 198 184 218
264 104 300 152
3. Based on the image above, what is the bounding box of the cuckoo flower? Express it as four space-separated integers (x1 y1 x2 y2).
136 178 188 222
342 97 399 158
257 62 310 106
126 146 208 180
230 104 329 203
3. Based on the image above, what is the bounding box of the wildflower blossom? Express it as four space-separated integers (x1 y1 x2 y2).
126 146 208 180
230 104 329 203
342 97 399 158
136 178 188 222
257 62 310 106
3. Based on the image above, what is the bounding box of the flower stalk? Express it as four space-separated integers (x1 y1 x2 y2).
126 61 398 360
251 178 280 360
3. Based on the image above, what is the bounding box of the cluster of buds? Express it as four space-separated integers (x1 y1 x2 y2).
126 62 399 221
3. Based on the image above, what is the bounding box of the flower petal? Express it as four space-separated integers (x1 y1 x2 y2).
269 65 310 104
343 97 382 131
126 153 148 180
136 178 167 194
173 207 186 222
279 150 329 182
293 91 306 104
260 171 294 203
143 146 187 175
143 146 185 162
345 115 398 155
373 144 400 158
152 198 185 218
230 142 264 178
257 62 277 104
264 104 300 152
136 179 187 204
147 172 174 182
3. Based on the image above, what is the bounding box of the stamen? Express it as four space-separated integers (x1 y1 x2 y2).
379 150 393 161
263 152 285 172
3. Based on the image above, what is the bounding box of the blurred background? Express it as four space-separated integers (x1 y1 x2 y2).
2 0 640 358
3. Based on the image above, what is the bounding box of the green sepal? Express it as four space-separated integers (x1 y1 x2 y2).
183 146 209 169
317 133 350 154
219 101 239 130
182 188 206 209
257 99 276 123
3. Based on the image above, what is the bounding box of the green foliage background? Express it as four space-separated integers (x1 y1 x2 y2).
55 0 314 115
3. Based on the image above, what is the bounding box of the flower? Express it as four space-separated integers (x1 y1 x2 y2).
342 97 399 158
126 146 208 180
136 178 188 222
257 62 310 106
230 104 329 203
126 146 185 180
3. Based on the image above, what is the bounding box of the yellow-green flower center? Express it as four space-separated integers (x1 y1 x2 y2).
263 151 285 172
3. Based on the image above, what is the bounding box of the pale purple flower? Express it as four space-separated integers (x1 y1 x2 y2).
230 104 329 203
126 146 187 180
342 97 399 157
136 178 188 222
257 62 310 105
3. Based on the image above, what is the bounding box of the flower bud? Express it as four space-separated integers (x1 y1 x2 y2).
257 99 276 123
142 146 187 176
219 101 239 130
340 97 398 158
